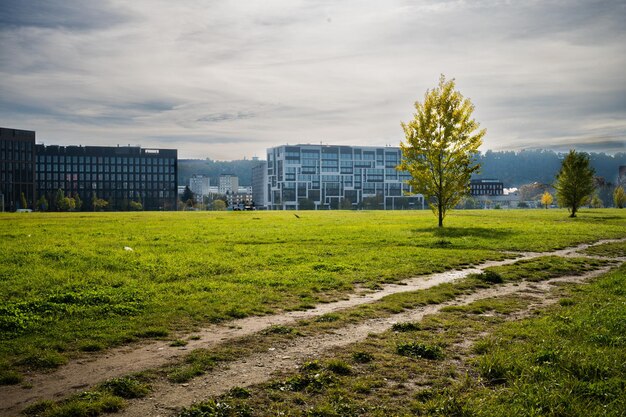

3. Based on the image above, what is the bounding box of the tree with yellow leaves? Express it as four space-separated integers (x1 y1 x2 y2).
399 75 485 227
540 191 553 209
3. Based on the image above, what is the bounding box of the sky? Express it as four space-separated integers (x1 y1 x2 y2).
1 0 625 160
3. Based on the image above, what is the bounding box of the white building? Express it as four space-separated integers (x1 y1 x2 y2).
218 174 239 194
189 175 210 197
263 144 423 210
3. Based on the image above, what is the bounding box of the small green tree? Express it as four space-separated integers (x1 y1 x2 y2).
129 201 143 211
614 186 625 208
20 192 28 210
74 193 83 211
212 200 226 211
55 189 65 212
590 194 603 208
181 186 195 205
36 195 48 211
540 191 553 209
399 75 486 227
58 196 76 211
93 198 109 211
554 150 595 218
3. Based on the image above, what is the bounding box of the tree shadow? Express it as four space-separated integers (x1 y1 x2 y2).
411 226 517 240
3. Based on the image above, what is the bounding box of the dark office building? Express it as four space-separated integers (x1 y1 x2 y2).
0 127 36 211
35 144 178 211
470 179 504 196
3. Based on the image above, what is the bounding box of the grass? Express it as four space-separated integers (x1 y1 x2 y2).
0 209 624 384
174 263 626 417
580 240 626 258
13 240 622 417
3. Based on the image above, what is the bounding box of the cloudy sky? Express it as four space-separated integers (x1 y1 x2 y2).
1 0 625 160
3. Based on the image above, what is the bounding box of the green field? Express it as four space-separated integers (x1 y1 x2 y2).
1 209 625 383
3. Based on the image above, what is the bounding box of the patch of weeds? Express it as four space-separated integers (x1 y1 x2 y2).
351 351 373 363
177 399 253 417
168 364 205 383
392 322 421 332
300 360 322 372
23 391 125 417
271 372 336 393
559 298 575 306
224 307 247 319
79 341 105 352
100 376 150 399
476 351 517 385
325 359 351 375
18 350 67 370
315 313 340 323
396 342 444 360
227 386 251 399
170 339 188 347
262 325 297 335
0 369 23 385
189 335 202 340
135 327 169 338
477 270 503 284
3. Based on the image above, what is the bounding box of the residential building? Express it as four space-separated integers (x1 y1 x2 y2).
251 161 268 207
189 174 210 197
470 179 504 197
219 174 239 194
36 144 178 210
264 144 422 210
0 127 36 211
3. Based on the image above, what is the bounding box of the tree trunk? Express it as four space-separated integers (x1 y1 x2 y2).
438 203 443 227
570 203 577 218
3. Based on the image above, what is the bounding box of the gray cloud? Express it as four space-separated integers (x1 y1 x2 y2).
0 0 624 160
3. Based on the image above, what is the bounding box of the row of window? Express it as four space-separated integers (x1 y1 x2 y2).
36 155 175 166
37 181 176 191
37 164 174 174
0 140 34 152
36 172 175 182
0 151 34 161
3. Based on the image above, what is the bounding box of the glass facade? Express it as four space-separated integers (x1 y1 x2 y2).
265 145 423 210
35 145 178 210
0 128 36 211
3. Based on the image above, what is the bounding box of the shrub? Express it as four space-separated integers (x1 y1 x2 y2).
396 342 444 360
101 376 150 399
478 270 503 284
351 351 373 363
392 322 421 332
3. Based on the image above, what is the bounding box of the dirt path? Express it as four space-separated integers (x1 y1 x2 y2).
119 266 614 417
1 238 623 416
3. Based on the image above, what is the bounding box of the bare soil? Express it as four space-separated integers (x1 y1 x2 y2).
1 238 623 417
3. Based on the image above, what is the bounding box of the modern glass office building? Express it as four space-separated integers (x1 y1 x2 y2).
0 127 36 211
35 144 178 210
265 144 423 210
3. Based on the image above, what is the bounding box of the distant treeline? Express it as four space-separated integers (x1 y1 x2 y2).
475 150 625 187
178 150 625 187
